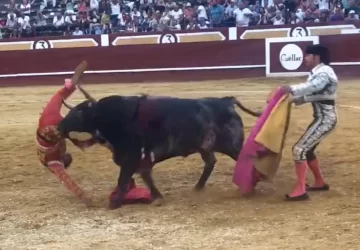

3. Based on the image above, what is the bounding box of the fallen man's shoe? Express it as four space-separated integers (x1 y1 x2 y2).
109 185 152 209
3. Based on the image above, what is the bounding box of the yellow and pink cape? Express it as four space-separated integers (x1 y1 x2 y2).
233 87 292 194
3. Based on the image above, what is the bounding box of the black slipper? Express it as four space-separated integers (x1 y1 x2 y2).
306 183 330 191
284 193 309 201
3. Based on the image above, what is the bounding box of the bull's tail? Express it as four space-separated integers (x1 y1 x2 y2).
231 97 261 117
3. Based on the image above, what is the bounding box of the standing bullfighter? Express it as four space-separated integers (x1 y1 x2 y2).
280 44 338 201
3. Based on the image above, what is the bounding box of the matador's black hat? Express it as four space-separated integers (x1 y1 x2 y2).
305 44 330 65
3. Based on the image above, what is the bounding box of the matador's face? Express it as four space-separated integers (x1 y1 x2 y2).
304 53 322 70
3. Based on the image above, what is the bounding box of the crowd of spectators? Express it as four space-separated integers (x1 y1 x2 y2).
0 0 359 38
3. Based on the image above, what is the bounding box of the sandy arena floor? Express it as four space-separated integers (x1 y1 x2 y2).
0 78 360 250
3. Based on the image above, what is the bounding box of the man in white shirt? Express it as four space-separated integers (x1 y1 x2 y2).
233 2 253 26
225 0 238 18
19 0 31 14
170 4 183 21
271 10 285 25
53 13 65 27
90 0 99 10
318 0 329 12
17 12 31 30
197 4 208 21
73 26 84 35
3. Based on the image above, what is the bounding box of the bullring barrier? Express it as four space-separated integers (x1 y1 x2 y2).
0 23 359 86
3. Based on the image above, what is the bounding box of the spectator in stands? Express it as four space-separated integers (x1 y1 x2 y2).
140 0 153 10
258 11 269 24
184 3 195 27
131 6 141 19
100 9 110 25
139 14 149 31
210 0 225 27
330 3 344 21
110 0 120 26
103 22 111 33
345 9 360 23
118 8 128 30
344 0 360 16
53 13 65 27
72 25 84 35
65 0 75 15
295 8 305 22
233 1 253 26
304 2 320 22
19 0 31 15
89 9 101 32
7 0 17 14
78 11 90 32
17 11 31 37
186 17 197 29
170 4 183 23
196 4 209 21
98 0 110 15
160 10 170 27
224 0 238 25
44 0 57 8
249 5 261 25
78 0 89 12
90 0 99 10
319 11 329 22
63 25 72 35
64 12 76 24
169 18 181 30
318 0 330 13
271 10 285 24
6 13 18 38
35 11 47 26
149 10 160 31
165 0 176 10
198 17 208 29
155 0 165 13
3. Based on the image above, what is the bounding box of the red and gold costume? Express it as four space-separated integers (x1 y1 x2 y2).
36 80 88 201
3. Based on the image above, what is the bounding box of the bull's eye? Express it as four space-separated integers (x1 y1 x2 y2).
69 131 93 141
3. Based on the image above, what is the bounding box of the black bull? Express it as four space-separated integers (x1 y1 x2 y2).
58 90 261 207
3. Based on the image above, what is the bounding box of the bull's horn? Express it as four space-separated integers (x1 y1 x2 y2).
62 98 75 109
78 84 97 103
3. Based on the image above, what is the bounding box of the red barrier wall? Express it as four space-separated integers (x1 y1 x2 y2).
0 23 359 86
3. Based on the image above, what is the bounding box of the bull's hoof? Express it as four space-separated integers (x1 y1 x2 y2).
152 197 165 206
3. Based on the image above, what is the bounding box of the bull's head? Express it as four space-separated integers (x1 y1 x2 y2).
58 84 98 149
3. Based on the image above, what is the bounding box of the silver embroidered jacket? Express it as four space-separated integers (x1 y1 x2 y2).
290 63 338 103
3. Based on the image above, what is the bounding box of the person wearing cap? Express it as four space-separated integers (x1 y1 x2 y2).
279 44 338 201
345 9 359 23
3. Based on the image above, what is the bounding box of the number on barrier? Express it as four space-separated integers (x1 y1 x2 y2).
34 40 49 49
160 34 176 44
290 27 308 37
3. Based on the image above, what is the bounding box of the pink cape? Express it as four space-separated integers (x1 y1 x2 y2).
233 87 287 194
